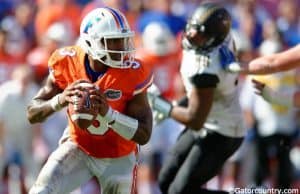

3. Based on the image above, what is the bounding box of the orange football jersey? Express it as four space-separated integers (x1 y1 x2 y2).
48 46 153 158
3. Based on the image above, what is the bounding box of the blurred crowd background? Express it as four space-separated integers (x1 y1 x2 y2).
0 0 300 193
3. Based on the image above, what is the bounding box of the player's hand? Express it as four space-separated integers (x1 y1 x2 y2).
252 79 265 96
59 79 95 107
147 85 172 125
88 88 109 116
152 96 172 124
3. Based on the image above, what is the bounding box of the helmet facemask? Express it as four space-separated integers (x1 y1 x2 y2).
184 21 215 52
81 31 135 68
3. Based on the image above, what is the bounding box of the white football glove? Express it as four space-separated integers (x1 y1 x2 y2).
147 84 172 125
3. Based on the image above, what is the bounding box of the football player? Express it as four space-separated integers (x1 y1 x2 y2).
148 3 245 194
27 7 153 194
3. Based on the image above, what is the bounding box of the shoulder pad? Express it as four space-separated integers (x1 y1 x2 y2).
48 46 81 89
48 47 78 68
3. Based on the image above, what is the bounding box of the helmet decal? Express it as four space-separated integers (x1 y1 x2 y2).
83 17 101 33
83 20 93 33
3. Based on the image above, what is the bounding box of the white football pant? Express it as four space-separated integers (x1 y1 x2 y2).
29 140 137 194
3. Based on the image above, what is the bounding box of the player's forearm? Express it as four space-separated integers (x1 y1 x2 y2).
104 107 152 145
239 56 282 74
27 96 62 124
171 106 206 130
171 88 213 130
131 111 152 145
241 46 300 74
131 119 152 145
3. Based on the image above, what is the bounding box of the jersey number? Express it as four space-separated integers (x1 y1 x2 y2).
59 48 76 56
87 115 109 135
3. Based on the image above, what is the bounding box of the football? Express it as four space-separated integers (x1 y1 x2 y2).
68 83 98 129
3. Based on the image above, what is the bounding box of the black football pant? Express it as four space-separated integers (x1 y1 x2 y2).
158 129 243 194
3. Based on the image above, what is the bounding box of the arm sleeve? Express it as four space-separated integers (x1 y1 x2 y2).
191 73 219 88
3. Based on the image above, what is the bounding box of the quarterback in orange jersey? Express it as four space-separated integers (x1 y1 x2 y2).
27 7 153 194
